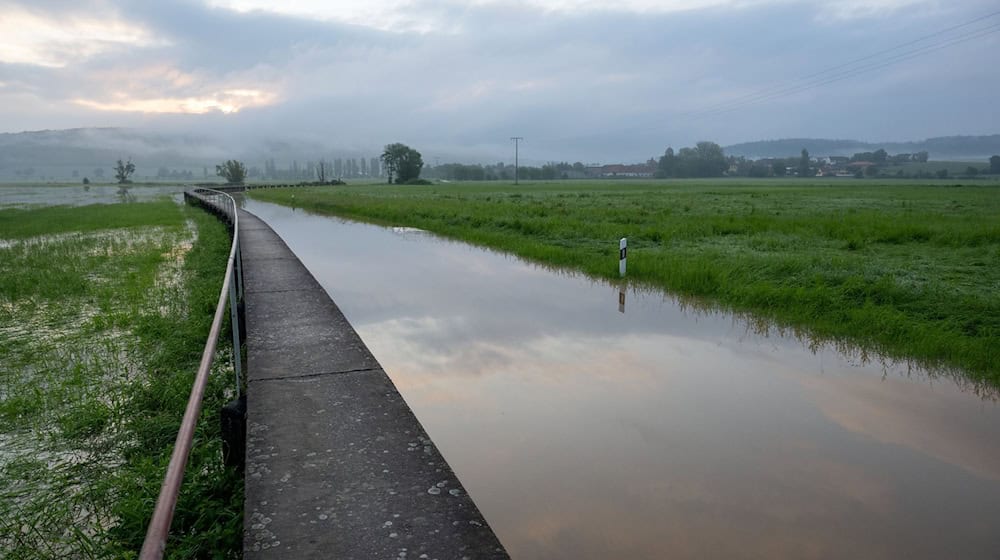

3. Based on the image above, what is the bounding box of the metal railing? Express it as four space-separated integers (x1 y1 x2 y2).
139 189 245 560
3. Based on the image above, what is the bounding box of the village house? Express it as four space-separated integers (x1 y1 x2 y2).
586 163 655 178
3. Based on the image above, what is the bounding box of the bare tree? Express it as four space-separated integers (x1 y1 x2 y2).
317 159 327 183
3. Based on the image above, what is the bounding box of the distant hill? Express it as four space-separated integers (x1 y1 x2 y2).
0 128 371 182
0 128 228 181
724 135 1000 160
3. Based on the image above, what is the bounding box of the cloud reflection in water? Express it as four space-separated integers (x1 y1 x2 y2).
245 199 1000 560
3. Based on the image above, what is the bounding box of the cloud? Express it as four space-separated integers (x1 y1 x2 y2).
205 0 943 31
0 4 167 67
63 60 284 115
73 88 278 114
815 0 942 21
0 0 997 161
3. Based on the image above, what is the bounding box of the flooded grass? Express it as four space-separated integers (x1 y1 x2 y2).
249 180 1000 385
0 199 241 558
0 200 183 239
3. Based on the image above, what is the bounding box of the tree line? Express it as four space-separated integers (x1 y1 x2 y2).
94 145 1000 186
654 142 728 178
424 162 592 181
261 157 381 181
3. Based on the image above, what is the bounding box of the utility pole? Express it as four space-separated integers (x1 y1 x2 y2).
510 137 523 185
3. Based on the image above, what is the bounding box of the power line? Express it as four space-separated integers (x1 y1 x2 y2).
687 8 1000 118
547 8 1000 147
688 20 1000 119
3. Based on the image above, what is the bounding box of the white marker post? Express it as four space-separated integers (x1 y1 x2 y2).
619 237 627 277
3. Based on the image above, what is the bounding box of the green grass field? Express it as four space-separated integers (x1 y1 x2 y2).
883 160 994 176
249 179 1000 386
0 199 242 558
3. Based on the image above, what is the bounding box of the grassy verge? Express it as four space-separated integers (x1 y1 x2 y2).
249 179 999 386
0 199 242 558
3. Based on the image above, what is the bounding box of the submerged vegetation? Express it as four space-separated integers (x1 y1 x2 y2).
250 179 999 385
0 199 242 557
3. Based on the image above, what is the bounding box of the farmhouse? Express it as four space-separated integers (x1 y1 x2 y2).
587 163 655 178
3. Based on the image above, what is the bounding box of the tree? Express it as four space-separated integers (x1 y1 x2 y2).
381 143 423 184
772 161 787 176
990 155 1000 174
317 159 327 183
914 151 929 163
396 149 423 183
692 141 727 177
114 158 135 184
660 142 726 178
216 160 247 184
798 149 812 177
656 147 676 178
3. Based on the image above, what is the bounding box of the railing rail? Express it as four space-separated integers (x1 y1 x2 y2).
139 188 244 560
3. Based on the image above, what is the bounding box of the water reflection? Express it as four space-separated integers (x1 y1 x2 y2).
116 185 136 203
244 198 1000 560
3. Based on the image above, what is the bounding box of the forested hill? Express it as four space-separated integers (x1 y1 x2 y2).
724 135 1000 159
0 128 224 180
0 128 356 181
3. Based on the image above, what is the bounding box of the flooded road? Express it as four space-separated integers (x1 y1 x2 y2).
245 198 1000 559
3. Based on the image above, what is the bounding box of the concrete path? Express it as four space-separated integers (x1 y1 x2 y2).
239 209 508 559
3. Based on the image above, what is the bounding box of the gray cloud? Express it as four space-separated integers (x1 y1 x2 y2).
0 0 997 163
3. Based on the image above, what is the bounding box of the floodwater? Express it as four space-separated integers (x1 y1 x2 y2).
250 198 1000 559
0 184 184 208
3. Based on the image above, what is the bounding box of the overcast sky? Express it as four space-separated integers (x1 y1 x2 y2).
0 0 997 163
